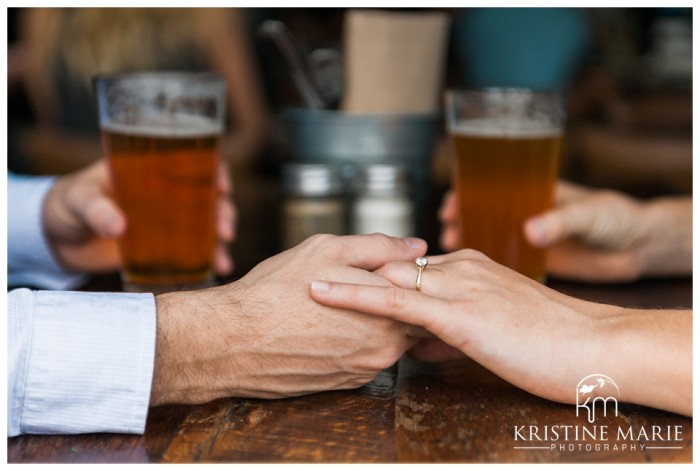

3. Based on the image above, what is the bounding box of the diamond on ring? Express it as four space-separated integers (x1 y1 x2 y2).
415 257 428 291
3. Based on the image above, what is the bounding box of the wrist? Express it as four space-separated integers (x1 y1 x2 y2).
41 177 77 269
151 290 215 406
150 284 250 406
594 307 691 415
150 292 182 406
636 198 692 278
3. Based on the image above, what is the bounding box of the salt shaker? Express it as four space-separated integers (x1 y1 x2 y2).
282 163 345 249
352 163 414 238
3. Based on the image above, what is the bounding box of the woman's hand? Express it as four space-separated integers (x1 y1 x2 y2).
439 181 692 282
310 249 691 415
313 249 607 404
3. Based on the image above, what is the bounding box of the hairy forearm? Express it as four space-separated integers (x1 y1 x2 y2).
600 308 692 416
150 285 284 406
150 289 236 406
150 291 193 406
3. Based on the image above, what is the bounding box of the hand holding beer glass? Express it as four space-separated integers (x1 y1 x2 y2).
95 73 225 292
445 89 563 281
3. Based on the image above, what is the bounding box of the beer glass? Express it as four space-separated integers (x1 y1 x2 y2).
445 88 563 281
95 73 225 292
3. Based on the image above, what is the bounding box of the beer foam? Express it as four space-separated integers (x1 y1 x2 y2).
451 118 561 139
102 111 222 138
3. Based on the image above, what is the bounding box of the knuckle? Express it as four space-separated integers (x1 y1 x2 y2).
369 232 400 251
384 287 409 310
376 350 401 370
304 233 335 248
361 346 402 372
458 248 489 261
377 260 402 277
368 232 391 243
351 322 407 373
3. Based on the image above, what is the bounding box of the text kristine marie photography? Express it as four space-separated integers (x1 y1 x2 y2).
511 374 686 453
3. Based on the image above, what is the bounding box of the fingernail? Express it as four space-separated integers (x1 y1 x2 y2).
402 237 424 249
311 280 331 293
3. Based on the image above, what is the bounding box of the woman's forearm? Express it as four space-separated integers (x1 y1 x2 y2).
601 308 692 416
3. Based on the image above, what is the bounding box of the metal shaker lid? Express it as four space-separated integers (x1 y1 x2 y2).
283 163 344 197
355 163 410 196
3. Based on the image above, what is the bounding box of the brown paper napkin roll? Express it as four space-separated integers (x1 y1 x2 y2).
341 9 450 114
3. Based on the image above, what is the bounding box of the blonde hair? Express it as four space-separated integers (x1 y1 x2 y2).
53 9 194 89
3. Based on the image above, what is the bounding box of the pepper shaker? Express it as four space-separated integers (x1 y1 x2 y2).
282 163 345 249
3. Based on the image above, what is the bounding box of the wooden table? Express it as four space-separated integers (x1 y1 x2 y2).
7 169 693 463
7 276 692 463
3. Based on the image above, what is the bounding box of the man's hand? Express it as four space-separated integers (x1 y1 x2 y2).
41 159 236 275
150 233 428 405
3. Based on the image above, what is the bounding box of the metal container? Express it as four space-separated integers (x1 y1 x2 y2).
280 108 439 237
280 108 438 167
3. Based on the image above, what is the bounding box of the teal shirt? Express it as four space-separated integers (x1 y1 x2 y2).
454 8 589 91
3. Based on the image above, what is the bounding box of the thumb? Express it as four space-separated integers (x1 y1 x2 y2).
524 203 598 248
64 161 127 240
81 195 127 239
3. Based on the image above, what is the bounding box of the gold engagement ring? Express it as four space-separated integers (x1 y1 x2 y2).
415 257 428 291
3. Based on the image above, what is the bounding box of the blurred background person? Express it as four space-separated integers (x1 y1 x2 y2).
9 8 268 175
566 8 692 197
452 7 589 91
8 7 692 278
438 180 692 282
432 8 691 280
435 7 691 199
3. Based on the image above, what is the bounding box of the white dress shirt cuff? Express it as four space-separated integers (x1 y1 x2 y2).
17 290 156 435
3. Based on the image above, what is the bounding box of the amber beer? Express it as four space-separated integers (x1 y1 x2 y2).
102 124 219 291
96 72 224 292
452 125 562 281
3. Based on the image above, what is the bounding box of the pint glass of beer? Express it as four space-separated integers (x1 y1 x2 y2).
95 73 225 292
445 89 563 281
